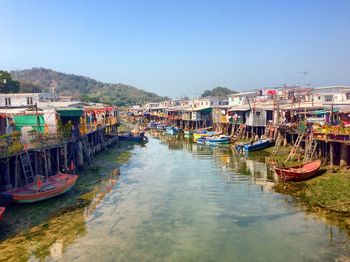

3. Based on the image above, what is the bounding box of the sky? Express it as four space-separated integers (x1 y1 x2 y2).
1 0 350 98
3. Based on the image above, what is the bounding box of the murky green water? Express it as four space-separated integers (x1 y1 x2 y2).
1 134 350 261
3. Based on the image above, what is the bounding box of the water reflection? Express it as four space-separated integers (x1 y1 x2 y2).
1 133 350 261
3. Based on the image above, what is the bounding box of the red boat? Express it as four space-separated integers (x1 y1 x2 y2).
4 173 78 204
0 207 5 220
275 160 322 182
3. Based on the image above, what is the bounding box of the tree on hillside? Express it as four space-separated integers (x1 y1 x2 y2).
201 86 237 97
0 71 20 93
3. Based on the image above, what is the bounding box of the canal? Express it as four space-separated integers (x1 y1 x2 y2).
0 134 350 261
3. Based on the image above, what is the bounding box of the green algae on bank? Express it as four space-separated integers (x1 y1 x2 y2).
274 169 350 232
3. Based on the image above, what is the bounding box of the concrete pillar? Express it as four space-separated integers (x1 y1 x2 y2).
340 144 349 167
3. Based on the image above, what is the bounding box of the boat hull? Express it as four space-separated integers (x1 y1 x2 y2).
243 139 272 152
6 173 78 204
275 160 322 182
0 207 5 220
165 127 179 135
118 135 148 142
207 140 230 145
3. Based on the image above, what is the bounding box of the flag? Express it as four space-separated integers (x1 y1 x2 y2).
70 161 75 171
37 177 42 189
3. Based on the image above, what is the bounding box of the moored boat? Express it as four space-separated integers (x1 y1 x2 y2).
118 132 148 142
147 121 159 129
3 173 78 204
193 131 221 142
0 207 5 220
165 126 179 135
206 135 231 145
274 160 322 182
242 139 273 152
184 130 194 137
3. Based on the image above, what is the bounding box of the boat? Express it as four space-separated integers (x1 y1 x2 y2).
206 135 231 145
156 124 166 131
165 126 179 135
0 207 5 220
2 173 78 204
274 160 322 182
147 121 158 129
184 130 194 137
193 131 221 141
241 139 273 152
118 132 148 142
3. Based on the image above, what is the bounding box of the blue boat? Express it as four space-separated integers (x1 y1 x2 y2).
196 135 231 145
206 136 231 145
242 139 273 152
165 126 179 135
119 132 148 142
156 124 167 131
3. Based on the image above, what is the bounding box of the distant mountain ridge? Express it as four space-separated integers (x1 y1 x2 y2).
10 68 169 106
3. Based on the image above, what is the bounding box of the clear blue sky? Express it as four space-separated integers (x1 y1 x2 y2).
1 0 350 97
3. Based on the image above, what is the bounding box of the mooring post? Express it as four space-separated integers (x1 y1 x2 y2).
14 155 19 189
47 149 52 175
56 147 60 173
4 158 13 190
76 140 84 166
330 142 334 168
340 144 348 167
63 144 68 169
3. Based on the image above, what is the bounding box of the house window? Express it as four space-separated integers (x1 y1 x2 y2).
346 93 350 100
325 95 333 102
27 97 33 105
5 97 11 106
219 101 222 105
211 101 213 105
201 102 203 105
206 102 209 105
318 96 321 100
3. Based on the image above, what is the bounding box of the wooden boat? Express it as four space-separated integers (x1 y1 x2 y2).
3 173 78 204
242 139 273 152
184 130 194 137
274 160 322 182
193 131 221 142
147 121 158 129
118 133 148 142
206 135 231 145
0 207 5 220
156 124 166 131
196 135 230 145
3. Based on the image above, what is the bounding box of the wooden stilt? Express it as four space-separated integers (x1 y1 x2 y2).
330 142 334 168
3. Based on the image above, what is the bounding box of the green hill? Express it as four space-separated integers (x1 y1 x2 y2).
10 68 168 106
201 86 237 97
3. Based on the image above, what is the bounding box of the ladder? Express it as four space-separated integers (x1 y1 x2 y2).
304 133 318 163
285 133 304 163
82 136 94 164
19 151 35 185
232 124 246 142
272 132 283 156
264 124 271 138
